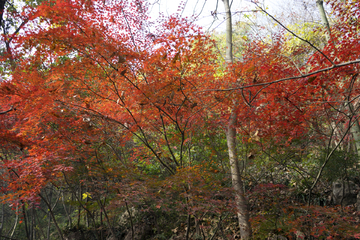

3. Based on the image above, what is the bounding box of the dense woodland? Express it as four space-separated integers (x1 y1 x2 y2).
1 0 360 239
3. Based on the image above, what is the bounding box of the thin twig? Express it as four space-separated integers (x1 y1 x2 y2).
252 1 335 66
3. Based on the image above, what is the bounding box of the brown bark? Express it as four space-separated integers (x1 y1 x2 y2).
226 110 252 239
223 0 252 239
222 0 252 238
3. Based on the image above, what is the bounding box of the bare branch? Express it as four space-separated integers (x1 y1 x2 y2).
252 1 335 66
0 106 13 115
202 59 360 92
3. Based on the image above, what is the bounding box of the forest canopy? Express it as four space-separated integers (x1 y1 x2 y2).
1 0 360 239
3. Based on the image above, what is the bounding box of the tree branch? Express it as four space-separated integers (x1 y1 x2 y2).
252 1 335 66
202 59 360 92
0 106 13 115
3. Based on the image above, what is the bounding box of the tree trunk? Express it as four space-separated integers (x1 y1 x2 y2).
348 102 360 157
223 0 233 63
226 110 252 239
223 0 252 238
316 0 331 41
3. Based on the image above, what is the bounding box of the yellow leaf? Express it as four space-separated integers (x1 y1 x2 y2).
82 192 92 200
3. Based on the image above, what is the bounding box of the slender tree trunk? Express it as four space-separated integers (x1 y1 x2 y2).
39 194 64 240
224 0 233 63
0 204 3 238
61 190 73 228
47 207 51 240
348 101 360 156
223 0 252 238
31 207 35 240
22 205 30 240
9 205 19 239
46 187 53 240
226 111 252 238
316 0 331 41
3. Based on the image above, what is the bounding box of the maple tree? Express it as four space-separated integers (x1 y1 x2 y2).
209 0 360 238
1 0 229 238
1 0 360 239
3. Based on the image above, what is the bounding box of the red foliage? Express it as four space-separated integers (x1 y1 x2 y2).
0 1 360 238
